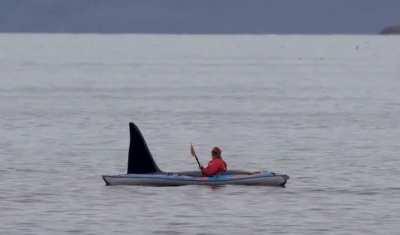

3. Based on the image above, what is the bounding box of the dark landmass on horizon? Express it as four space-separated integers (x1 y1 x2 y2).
380 25 400 34
1 0 400 34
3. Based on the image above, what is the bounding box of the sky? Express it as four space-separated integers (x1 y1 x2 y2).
0 0 399 34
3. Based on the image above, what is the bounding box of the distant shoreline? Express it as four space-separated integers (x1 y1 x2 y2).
380 25 400 34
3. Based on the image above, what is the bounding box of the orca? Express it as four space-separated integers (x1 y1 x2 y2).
127 122 161 174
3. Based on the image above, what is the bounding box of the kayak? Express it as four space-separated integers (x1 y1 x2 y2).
103 171 289 186
102 122 289 187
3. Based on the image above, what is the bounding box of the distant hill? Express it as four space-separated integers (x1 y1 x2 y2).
380 25 400 34
1 0 400 34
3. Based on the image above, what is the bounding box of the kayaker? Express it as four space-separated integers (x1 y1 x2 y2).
200 146 228 176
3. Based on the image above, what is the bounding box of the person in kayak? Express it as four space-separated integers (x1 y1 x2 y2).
200 146 228 176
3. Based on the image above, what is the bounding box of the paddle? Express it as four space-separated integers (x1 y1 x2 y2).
190 143 203 173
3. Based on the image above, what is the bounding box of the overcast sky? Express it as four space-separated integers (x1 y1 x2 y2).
1 0 399 34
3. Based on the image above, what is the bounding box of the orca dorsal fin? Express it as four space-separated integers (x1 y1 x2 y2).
127 122 161 174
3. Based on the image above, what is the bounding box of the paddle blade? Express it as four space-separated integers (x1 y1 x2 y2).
190 144 196 156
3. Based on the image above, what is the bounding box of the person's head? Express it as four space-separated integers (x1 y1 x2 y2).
211 146 222 159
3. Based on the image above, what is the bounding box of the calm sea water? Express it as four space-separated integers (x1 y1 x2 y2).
1 34 399 234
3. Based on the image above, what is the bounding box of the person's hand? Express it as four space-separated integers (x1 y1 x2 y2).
200 166 205 176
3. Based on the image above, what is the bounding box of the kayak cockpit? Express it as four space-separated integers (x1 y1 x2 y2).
172 170 255 177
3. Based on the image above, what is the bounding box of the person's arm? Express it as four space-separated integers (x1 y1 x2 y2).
201 161 220 176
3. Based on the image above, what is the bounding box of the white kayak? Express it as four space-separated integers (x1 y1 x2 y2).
102 122 289 187
103 170 289 186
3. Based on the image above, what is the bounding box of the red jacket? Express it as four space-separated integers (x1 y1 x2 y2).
202 158 227 176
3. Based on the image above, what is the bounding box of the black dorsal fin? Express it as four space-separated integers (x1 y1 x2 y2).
127 122 161 174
